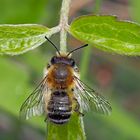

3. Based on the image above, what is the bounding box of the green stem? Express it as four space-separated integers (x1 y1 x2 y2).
59 0 71 53
80 45 92 81
93 0 102 14
48 26 61 37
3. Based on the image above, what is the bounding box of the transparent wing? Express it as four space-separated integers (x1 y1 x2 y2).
20 77 48 120
74 76 112 115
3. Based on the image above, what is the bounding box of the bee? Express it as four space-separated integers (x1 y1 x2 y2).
20 36 112 124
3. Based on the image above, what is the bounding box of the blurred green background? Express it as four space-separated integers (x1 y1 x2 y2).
0 0 140 140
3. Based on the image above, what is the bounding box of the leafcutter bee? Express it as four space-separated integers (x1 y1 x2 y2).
20 36 112 124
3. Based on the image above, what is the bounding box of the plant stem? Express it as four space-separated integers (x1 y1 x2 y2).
80 45 92 81
59 0 71 53
48 26 61 37
93 0 102 14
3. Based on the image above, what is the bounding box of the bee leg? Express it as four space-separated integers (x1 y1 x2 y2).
73 98 84 116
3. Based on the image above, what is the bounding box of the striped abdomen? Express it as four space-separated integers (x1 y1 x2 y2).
47 91 72 124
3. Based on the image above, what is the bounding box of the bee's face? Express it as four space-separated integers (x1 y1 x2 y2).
50 56 75 67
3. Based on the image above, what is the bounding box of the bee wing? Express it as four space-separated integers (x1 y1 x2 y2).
20 77 48 120
74 77 112 115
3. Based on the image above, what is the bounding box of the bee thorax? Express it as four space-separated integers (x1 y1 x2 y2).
54 66 68 80
47 63 74 89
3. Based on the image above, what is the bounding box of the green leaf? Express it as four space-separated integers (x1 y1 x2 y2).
47 113 86 140
69 15 140 55
0 24 50 55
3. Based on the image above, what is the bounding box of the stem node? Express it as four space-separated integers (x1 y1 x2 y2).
59 0 71 53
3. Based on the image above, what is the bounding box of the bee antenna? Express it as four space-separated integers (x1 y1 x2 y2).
67 44 88 57
45 36 61 56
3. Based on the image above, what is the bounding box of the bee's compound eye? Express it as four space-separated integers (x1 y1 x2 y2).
47 64 50 69
51 56 57 64
69 59 75 67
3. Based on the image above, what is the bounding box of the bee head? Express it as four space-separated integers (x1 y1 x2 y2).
45 36 88 67
51 56 75 67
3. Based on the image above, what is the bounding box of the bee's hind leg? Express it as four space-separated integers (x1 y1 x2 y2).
73 98 84 116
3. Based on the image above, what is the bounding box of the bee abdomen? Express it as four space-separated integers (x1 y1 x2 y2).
47 91 72 124
48 112 71 124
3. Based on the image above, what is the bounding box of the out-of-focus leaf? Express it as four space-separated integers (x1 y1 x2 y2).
84 102 140 140
69 15 140 56
47 113 86 140
101 103 140 139
0 24 50 55
130 0 140 23
0 56 46 129
0 0 47 23
45 0 61 26
0 57 29 114
0 50 53 131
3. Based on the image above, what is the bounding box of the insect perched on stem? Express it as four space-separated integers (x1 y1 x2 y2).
20 36 112 124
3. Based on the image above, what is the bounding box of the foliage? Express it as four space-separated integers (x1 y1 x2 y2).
0 0 47 23
47 114 86 140
0 24 49 55
1 14 140 56
69 15 140 55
